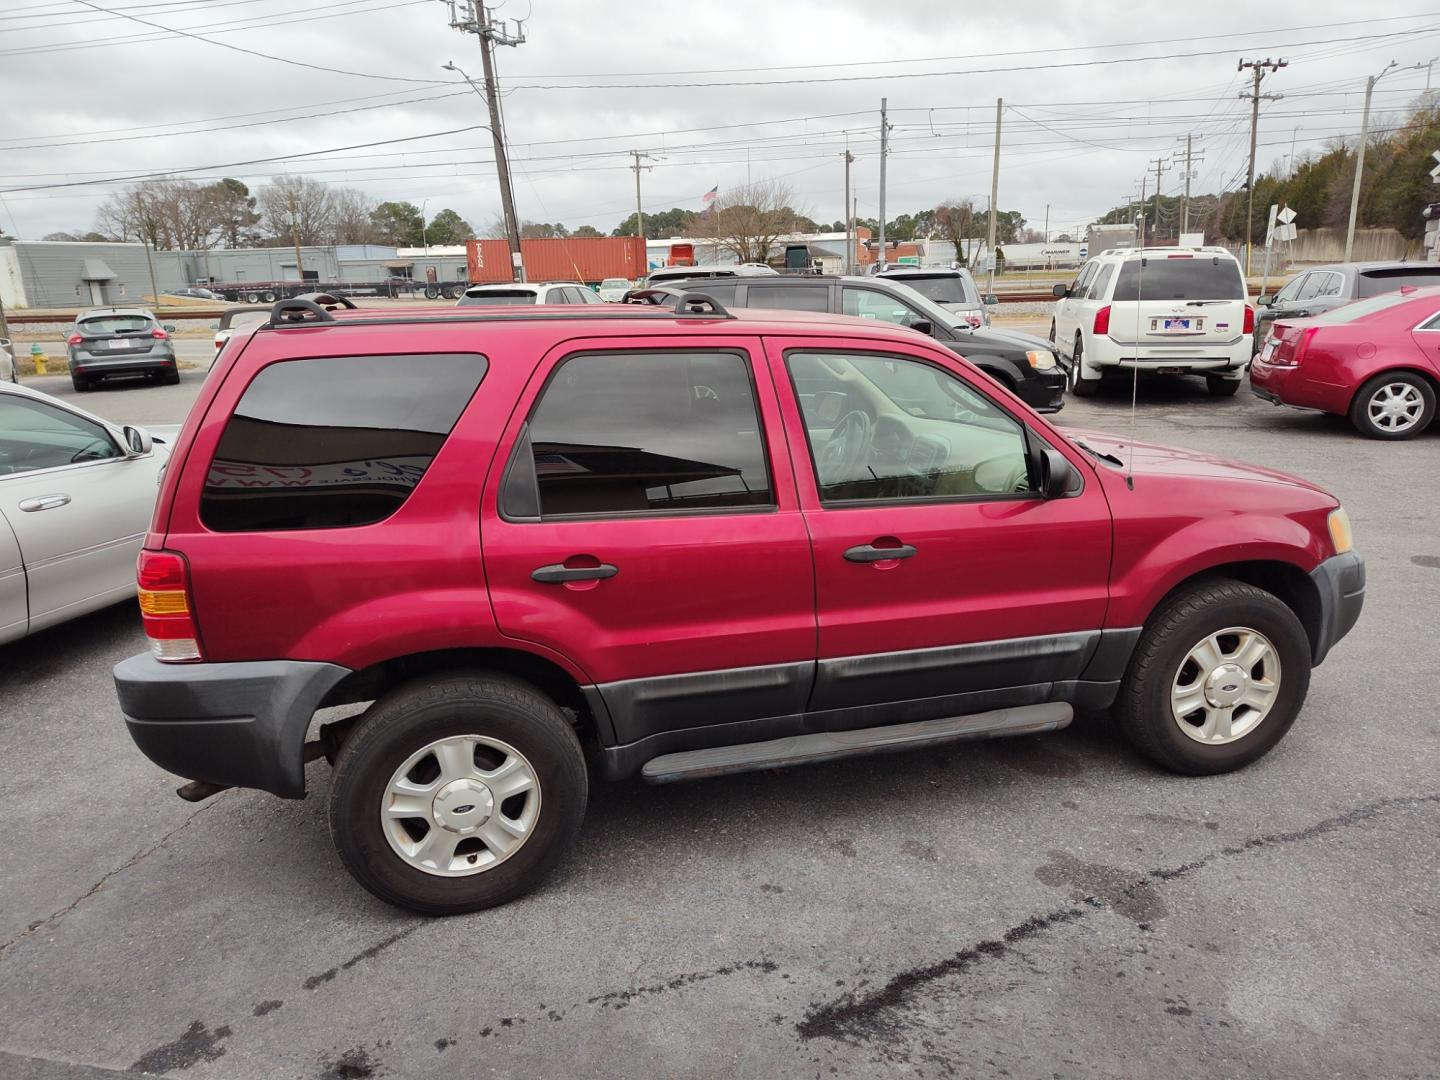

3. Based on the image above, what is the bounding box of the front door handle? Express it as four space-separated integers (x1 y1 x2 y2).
844 542 917 563
531 562 619 584
18 494 70 512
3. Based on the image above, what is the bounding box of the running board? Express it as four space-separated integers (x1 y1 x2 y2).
640 702 1072 784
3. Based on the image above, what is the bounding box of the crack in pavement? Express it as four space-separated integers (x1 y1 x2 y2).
796 792 1440 1045
0 797 223 963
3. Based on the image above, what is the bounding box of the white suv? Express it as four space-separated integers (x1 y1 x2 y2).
456 282 601 307
1049 248 1253 397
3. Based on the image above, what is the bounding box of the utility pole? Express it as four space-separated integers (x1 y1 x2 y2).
842 147 854 275
445 1 525 280
1151 156 1169 243
878 99 890 268
629 150 654 249
986 97 1002 300
1238 57 1287 274
1345 61 1405 262
1176 133 1205 233
135 189 162 304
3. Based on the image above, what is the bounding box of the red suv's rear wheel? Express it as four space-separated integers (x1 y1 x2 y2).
328 672 588 915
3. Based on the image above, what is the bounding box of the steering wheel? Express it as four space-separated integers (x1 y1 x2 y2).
819 410 873 479
972 453 1030 494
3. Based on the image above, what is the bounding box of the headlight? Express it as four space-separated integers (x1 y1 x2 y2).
1327 507 1353 555
1025 350 1057 371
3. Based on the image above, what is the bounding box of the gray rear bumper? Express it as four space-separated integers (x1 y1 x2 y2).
114 654 350 798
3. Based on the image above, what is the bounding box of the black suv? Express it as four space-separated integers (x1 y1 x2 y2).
649 274 1066 411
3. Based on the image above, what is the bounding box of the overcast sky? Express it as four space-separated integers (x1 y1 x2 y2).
3 1 1439 243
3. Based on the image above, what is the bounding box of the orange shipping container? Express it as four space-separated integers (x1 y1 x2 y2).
466 236 646 285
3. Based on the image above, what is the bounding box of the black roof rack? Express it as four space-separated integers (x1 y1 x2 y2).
265 292 357 328
623 288 734 317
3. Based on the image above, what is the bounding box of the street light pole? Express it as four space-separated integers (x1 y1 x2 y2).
1345 61 1400 262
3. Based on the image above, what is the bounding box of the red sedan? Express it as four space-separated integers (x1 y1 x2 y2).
1251 285 1440 439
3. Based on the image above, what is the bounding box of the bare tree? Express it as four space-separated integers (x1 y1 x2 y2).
331 187 379 244
686 179 802 265
257 175 336 246
934 199 977 266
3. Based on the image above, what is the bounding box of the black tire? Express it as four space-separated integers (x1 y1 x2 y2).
328 671 588 915
1071 335 1099 397
1206 376 1241 397
1048 319 1057 344
244 291 261 304
424 286 440 300
1116 580 1311 775
163 366 181 386
442 285 460 300
262 290 277 303
71 374 92 392
1348 371 1435 440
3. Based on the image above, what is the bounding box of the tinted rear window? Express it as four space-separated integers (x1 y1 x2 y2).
892 275 976 305
744 284 828 311
1111 257 1245 302
201 354 485 532
1356 268 1440 297
1311 292 1416 324
79 315 152 334
458 290 536 306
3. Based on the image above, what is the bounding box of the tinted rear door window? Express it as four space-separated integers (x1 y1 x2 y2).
523 351 772 517
1111 258 1244 301
460 290 536 306
201 354 486 532
744 285 829 311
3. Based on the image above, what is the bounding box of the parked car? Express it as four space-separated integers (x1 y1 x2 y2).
1254 261 1440 355
1051 247 1252 397
874 266 990 327
651 273 1066 412
456 282 602 306
641 264 778 287
1 381 174 645
67 308 179 391
0 337 15 383
1250 286 1440 439
595 278 633 302
114 294 1362 914
164 287 219 301
213 305 272 355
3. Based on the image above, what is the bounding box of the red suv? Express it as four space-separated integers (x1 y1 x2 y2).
115 294 1365 914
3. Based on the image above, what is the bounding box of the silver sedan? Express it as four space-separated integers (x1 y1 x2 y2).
0 381 175 644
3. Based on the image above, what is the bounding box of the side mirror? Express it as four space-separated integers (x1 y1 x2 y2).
909 319 934 336
123 425 153 457
163 323 177 332
1051 284 1069 299
1255 295 1273 307
1038 446 1076 499
983 293 998 305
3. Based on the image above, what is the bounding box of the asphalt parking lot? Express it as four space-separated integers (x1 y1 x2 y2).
2 358 1437 1079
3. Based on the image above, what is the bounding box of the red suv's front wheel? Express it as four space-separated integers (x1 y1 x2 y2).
328 672 588 914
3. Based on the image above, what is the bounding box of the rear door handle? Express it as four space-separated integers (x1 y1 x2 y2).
844 543 917 563
18 494 70 512
531 562 619 584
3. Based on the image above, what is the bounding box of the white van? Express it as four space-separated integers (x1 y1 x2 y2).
1049 248 1253 397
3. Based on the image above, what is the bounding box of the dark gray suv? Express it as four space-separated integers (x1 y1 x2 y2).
67 308 178 391
1255 262 1440 353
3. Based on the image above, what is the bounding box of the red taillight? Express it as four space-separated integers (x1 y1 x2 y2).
1292 326 1318 366
136 549 201 662
1093 305 1111 336
151 327 169 340
67 333 83 346
1243 305 1255 335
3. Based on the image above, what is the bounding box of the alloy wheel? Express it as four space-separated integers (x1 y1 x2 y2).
1367 382 1425 433
1169 626 1280 745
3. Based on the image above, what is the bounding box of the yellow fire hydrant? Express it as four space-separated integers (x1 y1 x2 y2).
30 341 47 376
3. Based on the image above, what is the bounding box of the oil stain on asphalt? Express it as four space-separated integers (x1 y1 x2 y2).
130 1020 231 1073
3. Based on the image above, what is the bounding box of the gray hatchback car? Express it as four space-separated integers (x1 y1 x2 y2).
874 266 991 328
1254 261 1440 353
67 308 178 392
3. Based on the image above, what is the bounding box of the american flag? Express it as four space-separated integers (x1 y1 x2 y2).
701 185 718 207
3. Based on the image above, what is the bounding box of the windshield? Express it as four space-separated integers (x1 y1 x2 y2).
892 275 977 306
1111 257 1245 302
78 315 152 335
1311 292 1417 323
457 290 537 306
600 279 630 289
